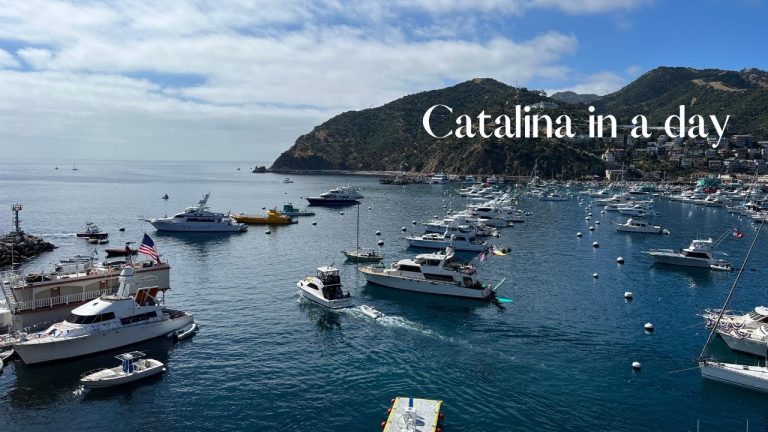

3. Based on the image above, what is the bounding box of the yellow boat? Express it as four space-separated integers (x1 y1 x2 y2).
232 209 295 225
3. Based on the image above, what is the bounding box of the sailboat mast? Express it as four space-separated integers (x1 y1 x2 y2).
699 221 764 359
356 202 360 250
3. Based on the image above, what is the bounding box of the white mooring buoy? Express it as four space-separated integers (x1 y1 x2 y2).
585 216 591 221
377 240 384 246
340 212 344 215
588 226 595 231
412 221 417 225
617 256 625 264
401 227 407 232
595 221 600 225
592 242 599 248
644 323 654 332
265 230 271 235
624 291 633 300
375 231 381 236
632 361 641 370
593 272 599 279
312 221 317 225
576 232 583 237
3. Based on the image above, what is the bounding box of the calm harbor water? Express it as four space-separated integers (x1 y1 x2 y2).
1 160 767 431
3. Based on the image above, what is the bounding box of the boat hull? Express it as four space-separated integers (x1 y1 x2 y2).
13 314 193 365
718 331 768 357
148 221 245 232
406 238 486 252
360 268 493 300
700 361 768 393
649 253 712 268
298 283 352 309
306 198 359 205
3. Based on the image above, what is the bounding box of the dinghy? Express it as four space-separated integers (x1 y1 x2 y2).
167 322 198 341
80 351 165 388
360 304 383 319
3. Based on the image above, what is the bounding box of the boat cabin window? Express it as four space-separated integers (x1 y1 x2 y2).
307 282 319 290
684 252 710 259
397 264 421 273
749 311 768 322
66 312 116 324
424 273 454 282
120 311 158 325
174 214 185 218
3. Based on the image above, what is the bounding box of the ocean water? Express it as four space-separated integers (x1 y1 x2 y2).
1 160 767 432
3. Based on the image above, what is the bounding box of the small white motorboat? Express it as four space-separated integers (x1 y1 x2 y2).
0 348 13 372
80 351 165 388
710 263 733 272
167 322 198 341
297 266 352 309
360 304 383 319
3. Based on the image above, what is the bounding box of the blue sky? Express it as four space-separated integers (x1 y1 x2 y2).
0 0 765 162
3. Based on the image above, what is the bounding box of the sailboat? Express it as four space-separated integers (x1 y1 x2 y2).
342 203 383 263
698 221 768 392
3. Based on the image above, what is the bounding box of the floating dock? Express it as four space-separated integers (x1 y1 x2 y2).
383 396 443 432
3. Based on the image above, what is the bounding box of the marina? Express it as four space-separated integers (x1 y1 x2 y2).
1 161 768 430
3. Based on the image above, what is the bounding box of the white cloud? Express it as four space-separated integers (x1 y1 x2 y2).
548 71 627 96
0 48 19 68
0 0 645 160
17 47 55 69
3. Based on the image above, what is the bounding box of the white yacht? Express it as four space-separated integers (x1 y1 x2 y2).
699 360 768 393
282 177 294 184
144 193 246 232
615 218 668 234
297 266 352 309
702 307 768 357
405 232 487 252
429 173 450 184
647 238 731 269
306 186 364 205
359 247 496 299
80 351 165 388
12 267 193 364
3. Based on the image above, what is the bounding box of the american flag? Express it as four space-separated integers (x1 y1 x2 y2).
733 228 745 239
139 233 160 262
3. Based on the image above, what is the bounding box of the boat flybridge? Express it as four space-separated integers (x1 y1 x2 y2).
144 193 246 232
12 267 194 364
647 238 731 269
297 266 352 309
359 246 499 300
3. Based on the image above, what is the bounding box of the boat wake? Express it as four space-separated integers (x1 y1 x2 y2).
36 232 77 238
341 308 448 341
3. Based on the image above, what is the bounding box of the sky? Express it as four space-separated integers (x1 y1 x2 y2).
0 0 766 162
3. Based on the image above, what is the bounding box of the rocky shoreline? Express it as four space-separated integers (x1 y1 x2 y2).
0 231 56 268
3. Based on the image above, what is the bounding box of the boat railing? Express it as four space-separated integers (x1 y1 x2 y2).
12 288 108 313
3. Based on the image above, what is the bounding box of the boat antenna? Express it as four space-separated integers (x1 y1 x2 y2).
699 221 764 360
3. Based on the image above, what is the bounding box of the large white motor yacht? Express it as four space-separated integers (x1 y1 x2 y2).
12 268 193 364
306 186 364 205
647 238 731 269
615 218 668 234
359 247 495 299
405 232 487 252
702 307 768 357
429 173 450 184
144 193 246 232
297 266 352 309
